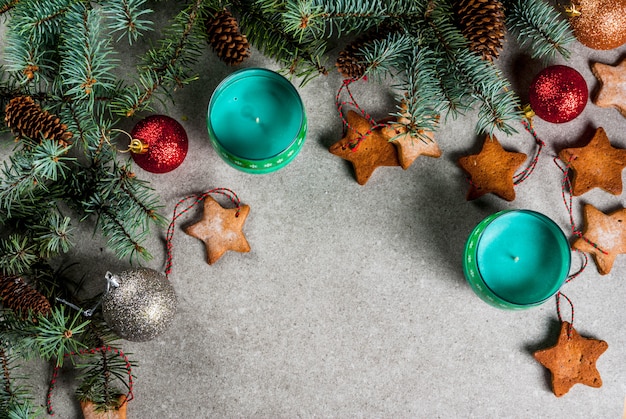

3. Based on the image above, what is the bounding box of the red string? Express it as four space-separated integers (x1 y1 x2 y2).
553 157 608 255
463 119 545 191
555 291 574 338
47 346 133 415
335 77 389 151
513 119 545 185
164 187 241 278
550 152 611 339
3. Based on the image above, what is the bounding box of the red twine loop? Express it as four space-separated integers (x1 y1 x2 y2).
556 291 575 338
553 157 608 255
47 346 133 415
335 77 388 151
513 119 545 185
164 187 241 278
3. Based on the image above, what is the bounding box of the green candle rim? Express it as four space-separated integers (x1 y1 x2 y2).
463 209 571 310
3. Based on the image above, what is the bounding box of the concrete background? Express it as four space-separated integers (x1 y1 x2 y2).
2 5 626 418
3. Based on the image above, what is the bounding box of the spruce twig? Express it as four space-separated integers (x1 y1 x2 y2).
113 0 205 116
234 0 329 84
505 0 574 60
0 345 42 418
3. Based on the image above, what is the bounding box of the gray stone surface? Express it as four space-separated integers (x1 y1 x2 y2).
2 8 626 419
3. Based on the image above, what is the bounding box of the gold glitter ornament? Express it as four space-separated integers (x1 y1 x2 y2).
102 268 177 342
568 0 626 50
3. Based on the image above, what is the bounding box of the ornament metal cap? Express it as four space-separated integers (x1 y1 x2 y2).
111 129 149 154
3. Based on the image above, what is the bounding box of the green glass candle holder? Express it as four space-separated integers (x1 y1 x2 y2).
463 210 571 310
207 68 307 174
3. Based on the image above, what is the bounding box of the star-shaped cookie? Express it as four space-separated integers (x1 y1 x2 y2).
534 322 608 397
572 204 626 275
457 135 527 201
185 196 251 265
591 58 626 117
381 118 441 170
329 110 400 185
380 101 441 169
558 127 626 196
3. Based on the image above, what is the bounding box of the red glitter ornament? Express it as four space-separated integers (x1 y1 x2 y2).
528 65 588 124
130 115 188 173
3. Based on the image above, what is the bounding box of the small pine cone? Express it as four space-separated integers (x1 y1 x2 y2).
4 96 73 146
456 0 506 61
0 275 51 319
336 40 368 79
206 9 251 66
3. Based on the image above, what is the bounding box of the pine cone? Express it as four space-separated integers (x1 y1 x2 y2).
205 9 251 66
456 0 506 61
336 40 368 79
4 96 73 146
0 275 51 319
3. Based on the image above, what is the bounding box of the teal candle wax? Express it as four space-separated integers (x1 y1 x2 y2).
207 68 307 173
463 210 571 310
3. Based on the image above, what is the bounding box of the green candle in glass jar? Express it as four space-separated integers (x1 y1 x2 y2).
207 68 307 173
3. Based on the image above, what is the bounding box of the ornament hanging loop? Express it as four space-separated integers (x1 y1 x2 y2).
521 103 535 127
110 128 149 154
106 271 120 290
164 187 242 278
55 296 101 318
563 4 581 17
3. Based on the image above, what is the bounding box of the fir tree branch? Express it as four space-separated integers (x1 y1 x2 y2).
0 235 39 277
9 0 73 40
391 45 444 137
0 306 89 367
0 345 42 419
0 0 19 17
505 0 574 60
357 31 413 81
0 139 74 218
301 0 416 38
114 0 204 116
59 3 119 109
0 348 10 399
33 213 74 257
234 0 329 83
34 306 89 366
425 0 521 135
101 0 154 44
98 205 151 262
75 346 135 410
110 162 166 226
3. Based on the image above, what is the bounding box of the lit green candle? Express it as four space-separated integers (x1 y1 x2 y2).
464 210 571 310
207 68 307 173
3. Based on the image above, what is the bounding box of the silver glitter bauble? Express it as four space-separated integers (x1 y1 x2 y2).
102 268 177 342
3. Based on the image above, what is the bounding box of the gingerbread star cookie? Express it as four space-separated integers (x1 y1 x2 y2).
185 196 251 264
534 322 608 397
457 135 527 201
572 204 626 275
380 109 441 170
558 127 626 196
329 110 400 185
592 59 626 117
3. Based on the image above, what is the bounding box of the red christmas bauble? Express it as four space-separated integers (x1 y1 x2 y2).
130 115 188 173
528 65 588 124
